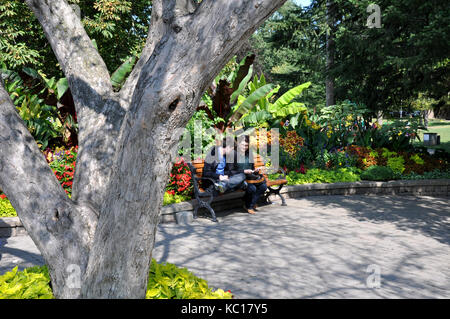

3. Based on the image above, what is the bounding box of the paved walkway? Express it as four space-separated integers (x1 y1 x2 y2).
1 195 449 298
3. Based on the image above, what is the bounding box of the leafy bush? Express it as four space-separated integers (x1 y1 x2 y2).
166 158 193 197
283 167 362 185
0 260 232 299
323 148 358 169
0 195 17 217
360 165 396 181
386 156 406 174
0 266 52 299
146 259 232 299
48 146 77 196
163 192 192 206
401 169 450 180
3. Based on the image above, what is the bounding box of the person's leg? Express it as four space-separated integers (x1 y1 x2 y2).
244 183 256 209
224 173 246 192
250 182 267 208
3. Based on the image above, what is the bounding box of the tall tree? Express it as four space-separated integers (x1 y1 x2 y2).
251 0 327 109
325 0 335 106
0 0 287 298
330 0 450 114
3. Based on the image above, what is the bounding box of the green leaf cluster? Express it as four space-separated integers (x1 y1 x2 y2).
163 192 191 206
281 167 362 185
0 197 17 218
360 165 396 181
0 266 53 299
146 259 232 299
0 261 233 299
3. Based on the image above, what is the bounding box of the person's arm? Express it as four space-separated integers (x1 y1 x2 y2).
203 161 220 180
203 147 220 180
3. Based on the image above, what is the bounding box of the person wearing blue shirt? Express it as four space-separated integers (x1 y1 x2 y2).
203 138 246 194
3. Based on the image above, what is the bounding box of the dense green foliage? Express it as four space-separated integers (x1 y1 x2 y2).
0 266 52 299
146 259 232 299
0 260 232 299
0 0 151 76
360 165 395 181
281 167 362 184
0 196 16 217
251 0 450 114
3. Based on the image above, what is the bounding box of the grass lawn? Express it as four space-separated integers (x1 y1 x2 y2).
414 119 450 153
379 118 450 153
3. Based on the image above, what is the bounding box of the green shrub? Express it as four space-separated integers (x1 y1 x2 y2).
0 259 232 299
163 192 192 206
147 259 232 299
0 266 52 299
386 156 405 174
410 154 425 165
0 197 17 218
283 167 362 185
360 165 396 181
401 169 450 180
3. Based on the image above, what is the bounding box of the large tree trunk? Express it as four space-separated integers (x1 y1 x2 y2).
0 0 287 298
325 0 336 107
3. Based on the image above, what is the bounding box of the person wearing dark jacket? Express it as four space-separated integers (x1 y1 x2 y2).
235 136 267 214
203 138 246 194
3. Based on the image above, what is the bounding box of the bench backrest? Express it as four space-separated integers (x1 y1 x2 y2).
191 154 266 179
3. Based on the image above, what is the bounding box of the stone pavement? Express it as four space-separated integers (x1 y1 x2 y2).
1 195 449 298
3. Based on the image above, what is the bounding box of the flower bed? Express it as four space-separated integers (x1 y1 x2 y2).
0 259 233 299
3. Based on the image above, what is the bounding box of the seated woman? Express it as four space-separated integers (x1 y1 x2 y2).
203 138 246 194
234 135 267 215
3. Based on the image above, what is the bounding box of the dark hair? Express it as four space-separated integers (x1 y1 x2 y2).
239 135 250 144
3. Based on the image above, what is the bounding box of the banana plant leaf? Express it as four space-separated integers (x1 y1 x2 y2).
227 83 274 125
110 56 137 89
271 81 311 110
56 78 69 100
270 102 307 118
229 65 253 104
239 109 272 126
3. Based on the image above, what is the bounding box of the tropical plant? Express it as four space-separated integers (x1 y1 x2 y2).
196 54 260 132
0 261 233 299
237 77 311 128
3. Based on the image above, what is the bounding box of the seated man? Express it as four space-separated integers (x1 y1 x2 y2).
203 138 246 194
234 135 267 215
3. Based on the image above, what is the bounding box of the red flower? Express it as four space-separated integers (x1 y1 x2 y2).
0 194 6 200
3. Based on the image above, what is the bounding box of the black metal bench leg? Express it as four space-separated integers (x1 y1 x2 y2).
193 206 199 219
278 192 287 206
267 186 287 206
195 201 218 222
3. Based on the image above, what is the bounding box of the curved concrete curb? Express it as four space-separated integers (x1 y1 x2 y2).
1 179 449 237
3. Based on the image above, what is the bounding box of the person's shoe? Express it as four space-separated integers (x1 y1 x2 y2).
214 182 226 194
253 204 259 211
243 205 256 214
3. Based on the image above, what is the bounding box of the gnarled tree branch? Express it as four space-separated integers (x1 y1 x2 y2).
0 79 97 298
24 0 128 208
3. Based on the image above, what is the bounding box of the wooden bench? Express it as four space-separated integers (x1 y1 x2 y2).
188 154 288 222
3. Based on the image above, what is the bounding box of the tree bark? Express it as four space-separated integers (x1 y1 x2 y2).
325 0 336 107
0 0 287 298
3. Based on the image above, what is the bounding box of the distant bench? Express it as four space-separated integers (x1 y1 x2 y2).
188 154 288 222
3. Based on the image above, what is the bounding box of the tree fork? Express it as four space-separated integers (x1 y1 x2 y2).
0 0 290 298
